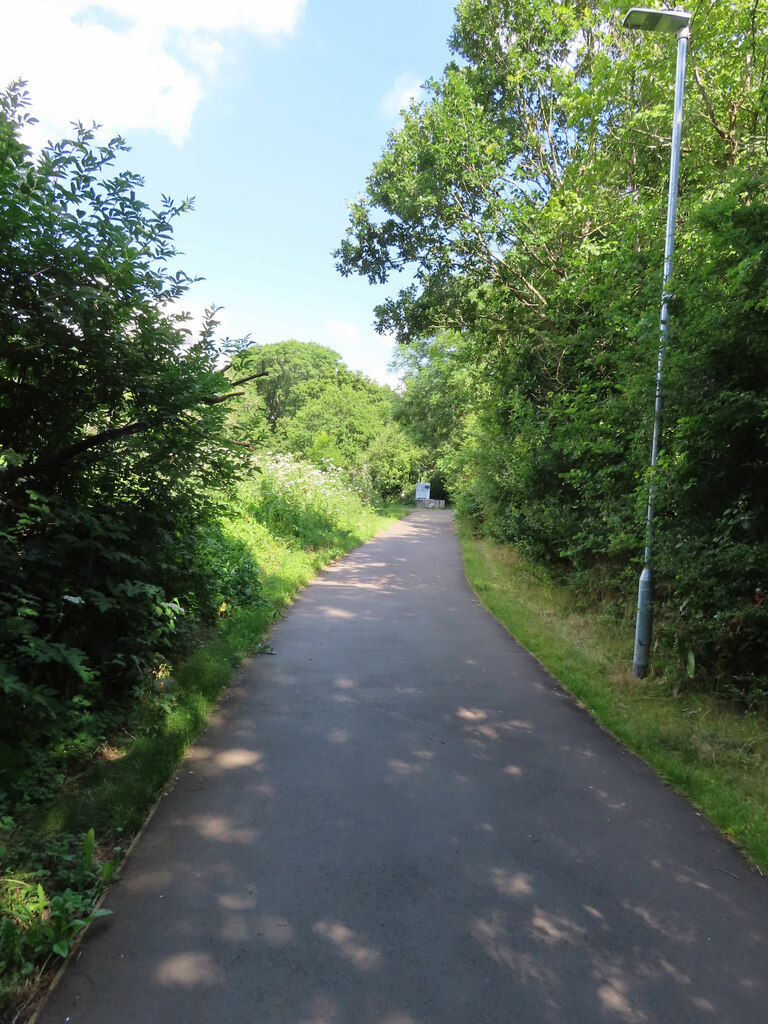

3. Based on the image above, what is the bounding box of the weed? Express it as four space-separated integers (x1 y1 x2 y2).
1 826 115 1014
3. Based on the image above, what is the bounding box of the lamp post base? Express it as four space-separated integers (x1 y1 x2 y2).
633 565 654 678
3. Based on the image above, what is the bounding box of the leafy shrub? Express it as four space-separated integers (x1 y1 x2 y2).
235 453 381 550
0 83 251 800
1 825 115 1008
653 178 768 693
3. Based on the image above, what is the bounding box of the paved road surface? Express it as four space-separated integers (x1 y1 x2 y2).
37 510 768 1023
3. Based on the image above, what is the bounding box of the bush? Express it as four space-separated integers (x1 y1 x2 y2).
0 83 248 799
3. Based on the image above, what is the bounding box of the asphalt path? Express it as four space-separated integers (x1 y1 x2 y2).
37 510 768 1024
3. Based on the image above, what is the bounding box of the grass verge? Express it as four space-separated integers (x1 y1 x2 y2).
459 523 768 874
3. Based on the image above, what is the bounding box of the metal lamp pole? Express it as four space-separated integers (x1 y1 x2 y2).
623 7 691 679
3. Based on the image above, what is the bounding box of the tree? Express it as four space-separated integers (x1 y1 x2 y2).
279 370 419 497
227 340 345 434
227 340 420 498
655 176 768 691
391 330 478 499
336 0 768 689
334 0 672 566
0 83 249 761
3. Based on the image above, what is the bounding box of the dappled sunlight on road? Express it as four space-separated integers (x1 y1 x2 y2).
531 908 587 946
591 787 629 812
156 952 225 987
130 666 768 1024
218 891 258 911
385 750 435 781
316 605 359 619
455 707 535 736
327 728 352 744
622 901 697 944
489 867 533 897
189 814 260 845
387 758 422 776
456 707 488 721
691 995 718 1013
214 747 264 769
559 743 598 759
313 566 405 596
594 970 647 1023
650 858 713 892
187 743 265 776
464 881 709 1023
154 749 728 1016
455 706 537 748
470 910 559 985
313 921 382 971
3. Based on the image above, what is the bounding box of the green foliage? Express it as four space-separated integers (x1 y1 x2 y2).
338 0 768 694
227 339 345 432
0 82 256 809
0 82 412 1022
234 452 384 550
365 422 421 498
391 330 476 491
227 340 421 498
654 176 768 692
1 823 115 1007
281 380 417 497
281 375 387 463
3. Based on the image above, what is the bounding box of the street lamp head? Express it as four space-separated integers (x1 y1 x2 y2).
623 7 691 32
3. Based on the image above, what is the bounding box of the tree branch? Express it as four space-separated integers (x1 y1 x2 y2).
16 420 150 479
8 376 268 480
226 370 269 387
201 390 245 406
692 64 732 147
223 438 260 451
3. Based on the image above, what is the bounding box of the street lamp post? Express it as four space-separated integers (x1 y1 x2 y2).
623 7 691 679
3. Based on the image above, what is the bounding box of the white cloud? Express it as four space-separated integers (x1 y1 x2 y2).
102 0 304 34
326 318 362 347
1 0 306 146
325 318 399 387
379 71 422 120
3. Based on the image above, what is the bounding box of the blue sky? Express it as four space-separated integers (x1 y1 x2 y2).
3 0 459 385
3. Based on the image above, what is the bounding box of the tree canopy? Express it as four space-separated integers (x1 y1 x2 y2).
226 340 422 498
338 0 768 693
